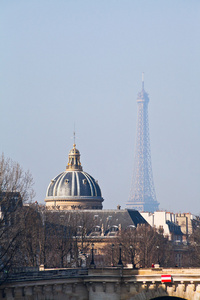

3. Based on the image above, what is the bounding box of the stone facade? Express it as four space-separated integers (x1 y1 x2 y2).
2 268 200 300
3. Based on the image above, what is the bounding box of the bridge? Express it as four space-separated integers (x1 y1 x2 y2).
1 267 200 300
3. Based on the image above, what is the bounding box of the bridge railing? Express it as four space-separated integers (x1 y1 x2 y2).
1 268 88 283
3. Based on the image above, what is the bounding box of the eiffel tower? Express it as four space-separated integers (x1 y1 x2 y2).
126 74 159 212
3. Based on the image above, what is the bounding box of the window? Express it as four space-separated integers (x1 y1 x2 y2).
94 226 101 232
110 226 118 232
127 225 136 230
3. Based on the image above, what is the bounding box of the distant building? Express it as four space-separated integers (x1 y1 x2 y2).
48 208 147 238
141 211 183 243
127 76 159 212
46 207 147 265
176 213 196 243
141 211 200 267
44 141 147 260
0 192 22 225
44 141 147 227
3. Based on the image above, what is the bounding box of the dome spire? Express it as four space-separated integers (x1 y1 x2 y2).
73 124 76 147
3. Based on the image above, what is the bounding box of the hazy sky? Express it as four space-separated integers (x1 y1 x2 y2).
1 0 200 214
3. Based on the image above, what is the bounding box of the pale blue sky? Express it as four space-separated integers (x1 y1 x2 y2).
1 0 200 213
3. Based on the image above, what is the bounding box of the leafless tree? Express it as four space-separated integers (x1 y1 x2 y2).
0 154 35 203
43 211 73 268
14 205 44 267
186 218 200 267
102 224 173 268
0 154 35 279
42 211 93 268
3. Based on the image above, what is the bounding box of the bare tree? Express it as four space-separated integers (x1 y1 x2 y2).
42 211 93 268
14 205 44 267
43 212 73 268
186 218 200 267
0 154 35 203
102 224 173 268
0 154 35 279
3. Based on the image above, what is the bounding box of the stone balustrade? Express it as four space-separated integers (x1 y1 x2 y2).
1 267 200 299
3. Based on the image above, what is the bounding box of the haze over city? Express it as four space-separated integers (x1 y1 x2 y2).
1 1 200 214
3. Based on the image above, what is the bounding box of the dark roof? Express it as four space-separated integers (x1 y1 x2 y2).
166 220 183 235
47 209 147 237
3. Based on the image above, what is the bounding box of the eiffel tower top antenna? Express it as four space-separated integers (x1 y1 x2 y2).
142 72 144 90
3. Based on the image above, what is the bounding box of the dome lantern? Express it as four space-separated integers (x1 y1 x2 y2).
66 143 82 171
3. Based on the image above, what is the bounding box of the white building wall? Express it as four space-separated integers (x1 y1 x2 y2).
141 211 173 239
141 212 154 227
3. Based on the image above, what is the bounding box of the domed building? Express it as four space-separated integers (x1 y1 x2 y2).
45 143 104 210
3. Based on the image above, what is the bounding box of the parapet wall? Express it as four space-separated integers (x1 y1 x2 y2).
1 267 200 300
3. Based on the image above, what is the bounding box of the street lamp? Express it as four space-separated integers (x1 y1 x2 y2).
90 243 95 268
117 243 123 267
111 244 114 267
40 210 46 267
130 245 135 269
156 245 160 266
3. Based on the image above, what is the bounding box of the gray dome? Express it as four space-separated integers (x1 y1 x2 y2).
45 143 104 210
46 170 102 198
